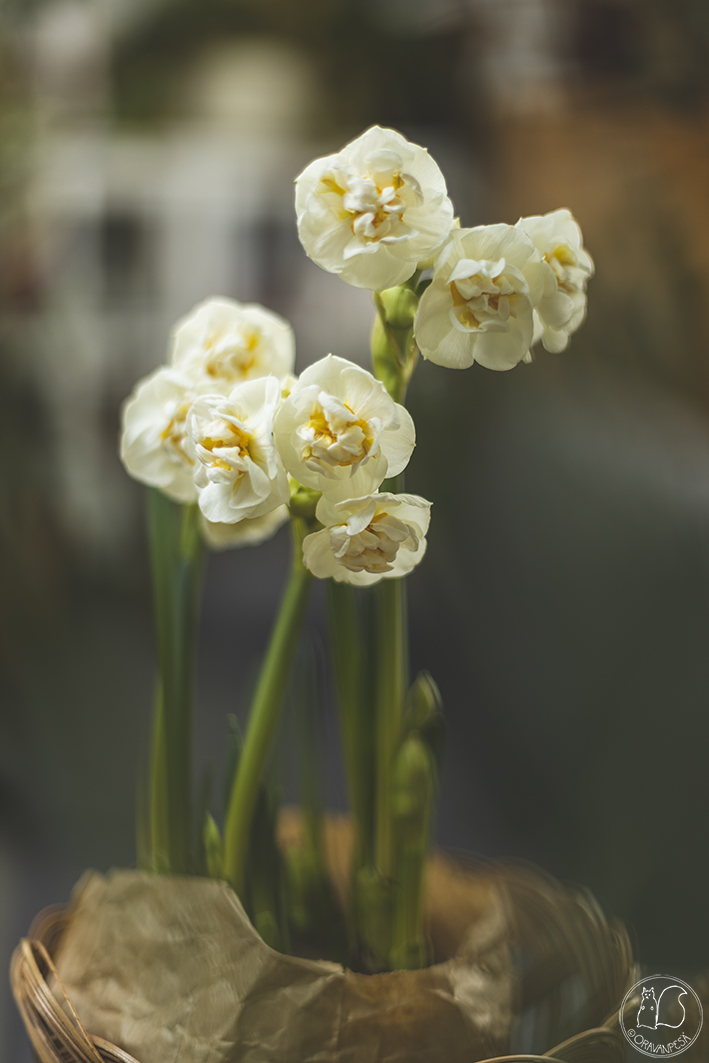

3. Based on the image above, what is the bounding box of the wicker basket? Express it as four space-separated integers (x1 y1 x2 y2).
11 906 139 1063
9 924 627 1063
11 857 633 1063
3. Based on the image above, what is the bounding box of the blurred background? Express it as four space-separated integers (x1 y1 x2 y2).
2 0 709 1056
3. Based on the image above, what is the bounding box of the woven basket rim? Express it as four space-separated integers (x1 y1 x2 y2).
11 917 142 1063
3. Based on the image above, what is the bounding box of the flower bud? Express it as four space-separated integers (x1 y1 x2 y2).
405 671 442 729
378 286 419 329
391 734 434 836
371 312 403 401
288 478 321 522
371 286 419 403
405 671 445 770
203 812 224 880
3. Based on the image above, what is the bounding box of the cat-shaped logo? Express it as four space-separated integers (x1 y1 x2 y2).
636 984 686 1030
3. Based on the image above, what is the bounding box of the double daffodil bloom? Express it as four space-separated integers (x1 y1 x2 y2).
274 354 415 500
303 492 431 586
295 126 454 291
171 297 295 389
414 224 546 371
515 208 594 355
120 367 199 504
120 297 296 514
186 376 289 525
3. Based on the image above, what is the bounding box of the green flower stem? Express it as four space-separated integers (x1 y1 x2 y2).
354 864 393 971
149 683 169 872
389 734 434 970
368 287 418 965
223 519 313 899
326 581 373 868
373 576 406 879
389 845 428 971
148 491 204 874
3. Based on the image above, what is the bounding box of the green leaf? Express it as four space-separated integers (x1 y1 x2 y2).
147 489 205 874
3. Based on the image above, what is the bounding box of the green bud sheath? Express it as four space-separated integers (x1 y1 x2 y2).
288 480 322 523
378 286 419 329
203 812 224 880
405 671 443 731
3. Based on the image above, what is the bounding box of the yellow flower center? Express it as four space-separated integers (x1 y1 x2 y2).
160 401 194 464
299 399 376 475
447 259 516 334
330 510 412 574
318 162 421 245
199 421 252 471
202 327 262 381
544 244 579 294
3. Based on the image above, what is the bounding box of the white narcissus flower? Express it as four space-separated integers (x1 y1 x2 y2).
274 354 415 500
171 297 295 389
303 492 431 586
185 376 289 524
120 366 199 503
295 126 455 291
515 208 594 354
201 506 289 550
414 224 546 371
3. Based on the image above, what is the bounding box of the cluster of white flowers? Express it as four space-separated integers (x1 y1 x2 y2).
121 299 430 584
295 126 593 370
120 297 295 550
121 126 593 586
276 355 429 585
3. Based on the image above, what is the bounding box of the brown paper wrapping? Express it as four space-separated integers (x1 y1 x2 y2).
51 829 512 1063
44 811 635 1063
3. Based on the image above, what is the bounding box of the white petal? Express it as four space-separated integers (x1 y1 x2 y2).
119 366 198 502
473 316 534 371
170 297 295 386
202 505 289 550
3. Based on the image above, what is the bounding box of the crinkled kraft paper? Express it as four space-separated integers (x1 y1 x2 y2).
51 862 512 1063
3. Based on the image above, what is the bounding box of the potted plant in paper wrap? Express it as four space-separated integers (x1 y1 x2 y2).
11 127 632 1063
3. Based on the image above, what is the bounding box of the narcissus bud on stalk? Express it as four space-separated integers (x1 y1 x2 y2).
378 285 419 330
288 479 321 524
372 286 420 401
